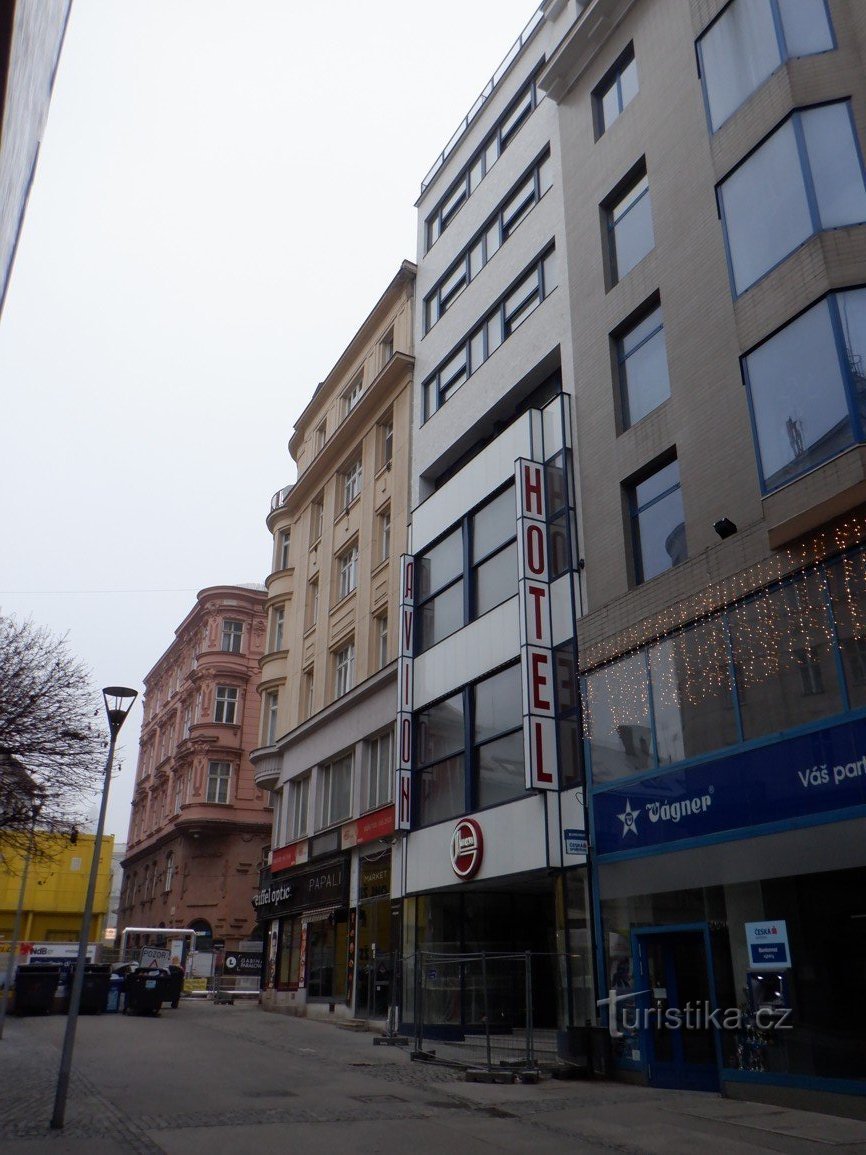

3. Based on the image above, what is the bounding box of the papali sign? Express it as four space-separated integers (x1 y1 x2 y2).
252 857 348 919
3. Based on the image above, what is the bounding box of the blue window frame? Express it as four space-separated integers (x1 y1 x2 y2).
743 287 866 492
628 458 686 585
719 102 866 296
606 166 654 286
593 43 638 138
698 0 835 133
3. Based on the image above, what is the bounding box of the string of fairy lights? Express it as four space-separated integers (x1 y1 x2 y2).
582 515 866 745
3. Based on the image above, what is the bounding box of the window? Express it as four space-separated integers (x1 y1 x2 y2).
416 484 517 654
310 499 324 544
415 692 465 827
424 66 544 249
376 612 389 668
367 730 393 811
628 459 687 585
698 0 834 133
606 165 654 285
288 775 309 841
343 374 363 414
424 151 553 333
173 772 184 812
616 302 671 428
221 620 243 653
378 508 391 564
719 102 866 295
306 578 319 630
423 247 558 419
214 686 238 724
269 605 285 652
206 760 231 804
318 754 353 828
743 288 866 492
593 43 638 137
264 689 279 745
315 422 326 453
277 529 291 571
302 667 315 719
379 418 393 467
342 458 363 508
334 643 355 697
338 544 359 600
380 328 394 364
164 853 175 892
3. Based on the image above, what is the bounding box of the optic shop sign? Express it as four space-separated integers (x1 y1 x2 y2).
745 921 790 970
395 554 414 831
515 459 558 791
593 715 866 856
450 818 484 880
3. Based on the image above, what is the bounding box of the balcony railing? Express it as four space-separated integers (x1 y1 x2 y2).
420 4 544 194
270 484 293 513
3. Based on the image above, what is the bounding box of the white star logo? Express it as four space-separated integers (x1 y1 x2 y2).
618 799 639 837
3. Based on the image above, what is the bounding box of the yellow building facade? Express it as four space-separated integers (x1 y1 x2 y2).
0 833 114 945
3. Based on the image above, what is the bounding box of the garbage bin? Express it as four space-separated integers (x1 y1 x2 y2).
80 964 111 1014
587 1025 614 1079
106 972 125 1013
14 965 60 1015
124 968 166 1015
165 966 184 1009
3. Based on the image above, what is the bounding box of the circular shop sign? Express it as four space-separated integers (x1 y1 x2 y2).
450 818 484 880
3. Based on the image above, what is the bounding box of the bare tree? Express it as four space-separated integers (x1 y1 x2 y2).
0 615 106 855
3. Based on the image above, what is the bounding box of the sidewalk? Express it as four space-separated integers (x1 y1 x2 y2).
1 1000 865 1154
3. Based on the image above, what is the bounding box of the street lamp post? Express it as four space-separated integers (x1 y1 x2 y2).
51 686 137 1131
0 800 41 1041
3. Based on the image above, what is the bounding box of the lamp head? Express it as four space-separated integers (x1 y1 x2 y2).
102 686 138 736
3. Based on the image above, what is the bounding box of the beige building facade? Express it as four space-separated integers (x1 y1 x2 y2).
253 262 414 1021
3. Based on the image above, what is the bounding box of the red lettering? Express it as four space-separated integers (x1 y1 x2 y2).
400 774 411 824
533 720 553 784
401 607 413 654
526 524 546 577
530 651 551 711
400 715 412 763
527 584 546 643
403 559 414 600
400 658 412 708
522 462 544 517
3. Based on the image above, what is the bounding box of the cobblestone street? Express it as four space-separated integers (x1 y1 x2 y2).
2 1000 866 1153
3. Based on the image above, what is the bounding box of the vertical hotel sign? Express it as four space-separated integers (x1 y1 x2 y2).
395 554 414 829
516 459 558 790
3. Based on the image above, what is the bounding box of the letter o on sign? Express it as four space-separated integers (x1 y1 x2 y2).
449 818 484 880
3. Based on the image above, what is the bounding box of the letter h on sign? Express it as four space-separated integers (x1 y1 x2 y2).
395 554 414 829
516 459 558 791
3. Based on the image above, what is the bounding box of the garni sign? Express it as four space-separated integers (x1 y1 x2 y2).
450 818 484 880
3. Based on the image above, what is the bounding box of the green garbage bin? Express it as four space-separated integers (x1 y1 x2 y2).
14 965 60 1015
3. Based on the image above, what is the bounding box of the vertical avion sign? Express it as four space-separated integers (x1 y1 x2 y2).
395 554 414 830
516 459 558 791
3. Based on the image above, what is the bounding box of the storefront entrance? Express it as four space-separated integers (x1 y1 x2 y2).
634 927 720 1092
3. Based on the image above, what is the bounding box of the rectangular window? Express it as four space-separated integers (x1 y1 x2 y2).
720 102 866 295
473 664 524 809
338 544 359 600
606 166 654 285
424 150 552 334
221 620 243 653
416 693 466 828
699 0 834 133
334 643 355 697
423 247 557 419
306 578 319 630
377 612 389 668
289 774 310 841
264 689 279 746
378 508 391 564
278 529 291 571
380 328 394 365
206 760 231 804
310 499 324 544
379 418 393 467
743 288 866 492
318 754 353 828
269 605 285 652
343 374 363 414
342 458 363 508
628 458 687 585
616 302 671 428
302 667 315 719
315 422 326 453
214 686 238 724
367 730 393 811
593 43 638 137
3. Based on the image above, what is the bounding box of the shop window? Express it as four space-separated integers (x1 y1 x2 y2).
305 915 348 1000
615 301 670 429
627 458 687 584
698 0 834 133
593 43 638 138
743 289 866 492
276 916 302 989
720 102 866 296
605 164 654 285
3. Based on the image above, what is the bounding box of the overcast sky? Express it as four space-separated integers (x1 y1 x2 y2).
0 1 539 839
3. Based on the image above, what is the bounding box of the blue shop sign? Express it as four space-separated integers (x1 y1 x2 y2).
593 716 866 856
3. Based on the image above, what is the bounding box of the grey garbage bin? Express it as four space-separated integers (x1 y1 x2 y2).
14 965 60 1015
